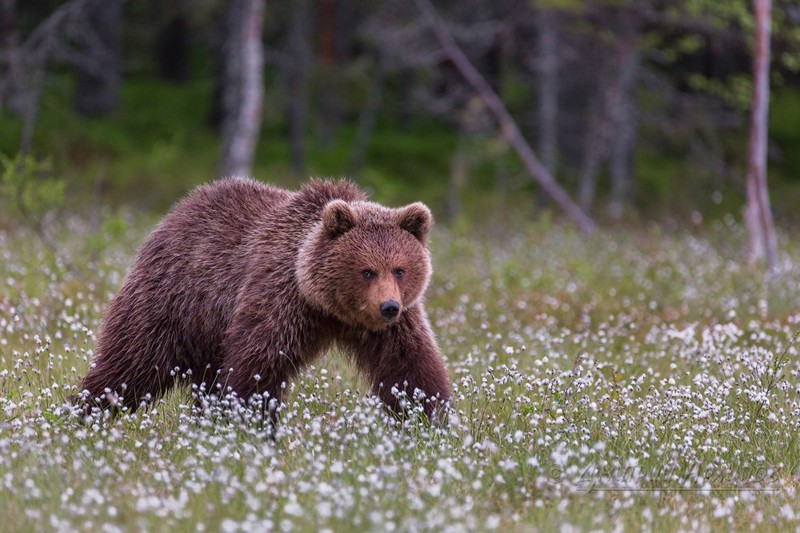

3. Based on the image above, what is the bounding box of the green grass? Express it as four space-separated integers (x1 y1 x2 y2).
2 211 800 531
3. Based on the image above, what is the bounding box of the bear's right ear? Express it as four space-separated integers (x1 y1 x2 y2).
322 200 358 237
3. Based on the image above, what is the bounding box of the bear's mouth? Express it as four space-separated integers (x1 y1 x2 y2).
381 314 400 325
362 313 399 331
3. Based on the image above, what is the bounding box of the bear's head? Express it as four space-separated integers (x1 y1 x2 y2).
297 199 433 330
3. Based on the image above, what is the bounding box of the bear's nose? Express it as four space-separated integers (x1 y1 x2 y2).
380 300 400 319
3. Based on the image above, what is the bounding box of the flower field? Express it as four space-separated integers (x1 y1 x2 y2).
2 215 799 531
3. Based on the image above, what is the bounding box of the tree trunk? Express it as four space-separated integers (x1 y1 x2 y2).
318 0 336 64
577 41 614 213
0 0 16 98
578 3 640 216
607 99 635 221
0 0 22 115
446 141 468 221
287 0 310 173
218 0 265 178
348 50 385 179
607 4 640 221
535 8 559 176
577 97 606 212
745 0 778 271
73 0 123 117
415 0 595 234
315 0 341 148
0 0 13 45
156 14 189 83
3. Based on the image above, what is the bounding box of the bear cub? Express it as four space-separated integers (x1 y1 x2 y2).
74 178 451 422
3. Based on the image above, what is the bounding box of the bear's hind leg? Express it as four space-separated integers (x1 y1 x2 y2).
74 351 178 416
73 306 188 416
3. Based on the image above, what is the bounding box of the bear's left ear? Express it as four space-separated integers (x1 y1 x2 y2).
397 202 432 243
322 199 358 238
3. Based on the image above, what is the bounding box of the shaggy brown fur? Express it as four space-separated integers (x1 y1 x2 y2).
74 178 451 420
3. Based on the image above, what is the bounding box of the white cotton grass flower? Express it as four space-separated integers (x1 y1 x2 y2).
3 213 800 530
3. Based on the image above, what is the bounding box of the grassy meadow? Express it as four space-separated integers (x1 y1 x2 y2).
1 209 799 531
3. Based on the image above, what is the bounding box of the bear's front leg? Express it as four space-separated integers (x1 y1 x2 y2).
220 303 324 424
347 305 451 421
220 329 289 419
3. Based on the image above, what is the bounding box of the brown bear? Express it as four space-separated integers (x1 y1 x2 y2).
74 178 451 422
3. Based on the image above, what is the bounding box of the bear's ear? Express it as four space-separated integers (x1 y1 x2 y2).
322 200 358 237
397 202 432 243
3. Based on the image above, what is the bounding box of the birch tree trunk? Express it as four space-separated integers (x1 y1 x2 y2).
219 0 265 178
745 0 777 271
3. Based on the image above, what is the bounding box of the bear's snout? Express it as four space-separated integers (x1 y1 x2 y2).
380 300 400 320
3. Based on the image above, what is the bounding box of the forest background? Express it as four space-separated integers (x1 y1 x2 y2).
1 0 799 256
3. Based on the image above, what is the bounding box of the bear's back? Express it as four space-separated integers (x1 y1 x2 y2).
124 178 365 312
176 177 289 234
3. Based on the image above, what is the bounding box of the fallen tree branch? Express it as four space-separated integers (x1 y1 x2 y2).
414 0 596 235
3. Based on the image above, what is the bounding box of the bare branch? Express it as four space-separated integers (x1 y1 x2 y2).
1 0 122 149
413 0 596 235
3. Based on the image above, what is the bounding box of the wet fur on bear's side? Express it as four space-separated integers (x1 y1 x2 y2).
74 178 451 419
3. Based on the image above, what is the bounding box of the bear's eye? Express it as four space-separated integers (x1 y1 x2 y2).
362 269 376 280
393 268 405 280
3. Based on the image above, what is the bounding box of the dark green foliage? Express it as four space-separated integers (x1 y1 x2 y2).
0 154 63 227
770 88 800 180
